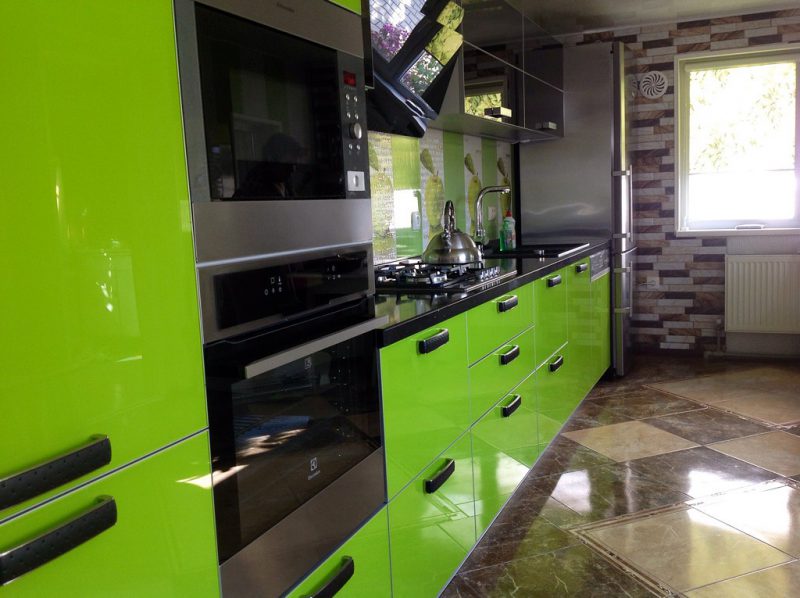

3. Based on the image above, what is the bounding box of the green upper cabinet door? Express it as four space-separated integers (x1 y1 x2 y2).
0 434 219 596
466 284 534 364
0 1 207 518
592 272 612 383
567 258 593 399
381 314 470 499
534 268 568 368
328 0 362 14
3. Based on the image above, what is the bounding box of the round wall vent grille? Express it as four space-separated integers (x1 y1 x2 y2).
639 71 668 99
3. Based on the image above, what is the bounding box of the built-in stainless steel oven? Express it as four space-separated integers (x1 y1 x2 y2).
175 0 372 264
200 245 387 597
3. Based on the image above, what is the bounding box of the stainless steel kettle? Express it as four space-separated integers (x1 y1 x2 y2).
421 200 482 264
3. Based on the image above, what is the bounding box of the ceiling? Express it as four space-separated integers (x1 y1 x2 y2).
518 0 799 35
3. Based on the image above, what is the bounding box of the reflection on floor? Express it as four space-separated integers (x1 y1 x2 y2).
442 356 800 597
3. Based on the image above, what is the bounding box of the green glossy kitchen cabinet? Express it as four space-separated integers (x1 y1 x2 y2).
0 1 208 519
388 433 475 598
328 0 362 14
469 326 536 420
534 268 568 368
536 344 572 449
0 434 219 596
287 508 391 598
592 272 612 382
380 314 470 499
567 258 594 399
466 284 534 364
472 373 538 537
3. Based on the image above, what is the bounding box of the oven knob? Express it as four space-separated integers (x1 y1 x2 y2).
349 122 363 140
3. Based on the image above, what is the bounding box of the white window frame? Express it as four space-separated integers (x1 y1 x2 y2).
675 45 800 237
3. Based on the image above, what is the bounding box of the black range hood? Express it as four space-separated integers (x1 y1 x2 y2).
366 0 464 138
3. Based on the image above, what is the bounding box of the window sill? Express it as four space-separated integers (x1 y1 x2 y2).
676 228 800 238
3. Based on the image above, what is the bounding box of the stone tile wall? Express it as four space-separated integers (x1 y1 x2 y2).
563 8 800 352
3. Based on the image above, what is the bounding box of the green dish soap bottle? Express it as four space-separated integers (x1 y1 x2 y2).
500 210 516 251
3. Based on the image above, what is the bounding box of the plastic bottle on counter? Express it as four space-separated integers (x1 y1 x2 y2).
500 210 516 251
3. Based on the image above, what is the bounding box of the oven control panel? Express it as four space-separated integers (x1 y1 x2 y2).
339 52 369 200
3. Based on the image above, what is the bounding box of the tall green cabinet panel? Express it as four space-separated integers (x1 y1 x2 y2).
567 258 593 399
0 1 208 518
0 434 219 596
592 272 612 382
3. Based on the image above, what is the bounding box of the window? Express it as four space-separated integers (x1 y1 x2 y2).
676 48 800 234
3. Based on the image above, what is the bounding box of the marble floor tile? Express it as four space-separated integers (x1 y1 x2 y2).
694 483 800 557
787 426 800 436
529 436 615 478
712 391 800 426
709 431 800 477
648 376 756 404
589 389 704 419
584 507 793 592
625 446 778 498
439 574 483 598
646 408 771 445
457 544 654 597
561 400 635 432
685 560 800 598
563 420 699 462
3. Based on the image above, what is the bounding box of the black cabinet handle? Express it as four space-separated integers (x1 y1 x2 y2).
549 355 564 372
0 496 117 586
418 329 449 354
576 263 589 274
497 295 519 313
499 345 520 366
546 275 562 288
0 435 111 512
424 459 455 494
307 556 355 598
501 395 522 418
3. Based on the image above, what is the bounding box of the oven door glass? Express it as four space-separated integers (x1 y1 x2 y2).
196 5 345 200
205 322 382 562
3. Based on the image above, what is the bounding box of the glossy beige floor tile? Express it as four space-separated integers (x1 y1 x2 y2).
713 391 800 426
709 432 800 477
686 560 800 598
562 420 698 462
585 507 793 591
648 376 754 404
695 483 800 557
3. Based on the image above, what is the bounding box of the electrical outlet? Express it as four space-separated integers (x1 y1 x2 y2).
646 275 660 289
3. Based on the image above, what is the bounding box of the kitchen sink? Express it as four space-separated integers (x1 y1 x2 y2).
485 242 591 258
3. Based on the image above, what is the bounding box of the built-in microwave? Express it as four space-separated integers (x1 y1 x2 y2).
174 0 372 264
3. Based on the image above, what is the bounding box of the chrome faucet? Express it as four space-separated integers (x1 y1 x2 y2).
475 185 511 243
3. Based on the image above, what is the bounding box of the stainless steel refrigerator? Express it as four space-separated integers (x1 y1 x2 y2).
518 42 636 376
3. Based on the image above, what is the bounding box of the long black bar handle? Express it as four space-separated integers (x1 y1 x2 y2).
576 263 589 274
497 295 519 313
0 496 117 586
499 345 520 366
0 436 111 512
546 275 562 288
549 355 564 372
501 395 522 418
418 329 449 354
307 556 355 598
424 459 456 494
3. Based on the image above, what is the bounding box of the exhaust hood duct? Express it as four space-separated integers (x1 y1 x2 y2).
365 0 464 138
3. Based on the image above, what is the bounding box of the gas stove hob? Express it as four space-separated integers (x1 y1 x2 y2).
375 260 517 294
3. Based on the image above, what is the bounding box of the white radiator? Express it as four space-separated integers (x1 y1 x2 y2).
725 255 800 333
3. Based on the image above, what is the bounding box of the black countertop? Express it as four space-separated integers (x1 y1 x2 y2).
375 239 610 347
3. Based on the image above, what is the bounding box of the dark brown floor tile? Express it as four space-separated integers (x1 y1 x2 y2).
792 475 800 482
439 574 483 598
562 400 635 432
786 426 800 436
625 446 778 498
646 408 771 445
591 388 703 419
529 436 615 478
460 544 655 597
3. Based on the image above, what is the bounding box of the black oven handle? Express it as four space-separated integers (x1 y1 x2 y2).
243 316 389 380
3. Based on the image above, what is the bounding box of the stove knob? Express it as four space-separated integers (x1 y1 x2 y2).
349 122 363 140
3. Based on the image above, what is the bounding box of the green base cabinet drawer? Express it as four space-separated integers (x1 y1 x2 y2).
388 434 475 598
288 508 391 598
472 374 538 537
534 269 568 368
0 433 219 597
592 272 612 383
469 326 535 420
467 284 534 364
381 314 470 499
567 258 594 400
537 344 573 447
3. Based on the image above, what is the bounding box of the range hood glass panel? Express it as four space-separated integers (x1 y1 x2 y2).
370 5 425 63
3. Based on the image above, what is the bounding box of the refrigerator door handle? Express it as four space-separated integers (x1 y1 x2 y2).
614 307 632 314
614 266 632 274
613 232 632 240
